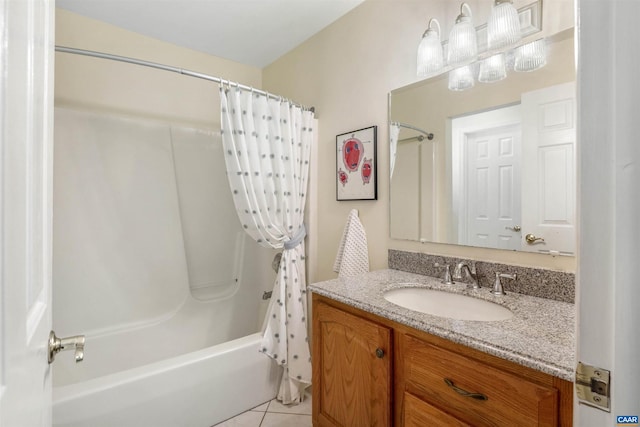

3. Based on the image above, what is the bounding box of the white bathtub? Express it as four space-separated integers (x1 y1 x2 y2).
53 331 279 427
52 109 280 427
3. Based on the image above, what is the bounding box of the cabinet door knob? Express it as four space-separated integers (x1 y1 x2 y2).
375 348 385 358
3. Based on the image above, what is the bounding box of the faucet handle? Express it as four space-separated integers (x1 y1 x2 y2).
492 272 517 295
442 265 455 285
433 263 455 285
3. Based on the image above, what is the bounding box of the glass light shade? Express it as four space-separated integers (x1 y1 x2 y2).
417 19 444 76
447 3 478 66
478 53 507 83
487 0 521 50
448 65 475 91
514 39 547 72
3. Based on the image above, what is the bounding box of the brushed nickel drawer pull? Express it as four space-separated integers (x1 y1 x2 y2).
444 378 488 401
375 348 385 358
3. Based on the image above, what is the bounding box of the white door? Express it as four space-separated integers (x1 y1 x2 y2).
452 105 522 250
520 82 576 255
577 0 640 424
465 125 521 250
0 0 55 426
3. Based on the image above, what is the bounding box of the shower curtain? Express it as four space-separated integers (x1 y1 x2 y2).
389 122 400 179
219 86 314 404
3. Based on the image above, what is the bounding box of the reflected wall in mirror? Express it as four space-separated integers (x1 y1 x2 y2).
389 29 576 255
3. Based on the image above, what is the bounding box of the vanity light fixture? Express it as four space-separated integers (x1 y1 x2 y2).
487 0 521 49
447 3 478 67
417 18 444 77
514 38 547 72
478 53 507 83
417 0 545 91
448 65 475 91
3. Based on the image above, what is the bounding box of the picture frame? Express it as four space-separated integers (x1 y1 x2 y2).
336 125 377 201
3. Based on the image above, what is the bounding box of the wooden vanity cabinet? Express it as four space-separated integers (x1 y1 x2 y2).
312 298 392 426
312 293 573 427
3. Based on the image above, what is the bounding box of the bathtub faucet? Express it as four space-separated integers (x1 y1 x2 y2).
48 330 86 364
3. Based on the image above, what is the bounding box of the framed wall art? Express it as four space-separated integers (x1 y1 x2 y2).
336 126 377 201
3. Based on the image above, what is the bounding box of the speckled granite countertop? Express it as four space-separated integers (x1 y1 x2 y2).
309 269 575 382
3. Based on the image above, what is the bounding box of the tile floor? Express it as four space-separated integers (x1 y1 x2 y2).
213 390 312 427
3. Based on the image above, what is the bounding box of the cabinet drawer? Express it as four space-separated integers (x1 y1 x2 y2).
403 334 558 426
404 392 470 427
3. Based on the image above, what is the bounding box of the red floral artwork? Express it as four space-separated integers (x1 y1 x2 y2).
342 138 362 172
338 169 348 187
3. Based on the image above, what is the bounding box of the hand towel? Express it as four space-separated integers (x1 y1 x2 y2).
333 209 370 278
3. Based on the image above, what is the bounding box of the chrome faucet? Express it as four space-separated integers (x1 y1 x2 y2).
453 261 479 289
492 272 517 296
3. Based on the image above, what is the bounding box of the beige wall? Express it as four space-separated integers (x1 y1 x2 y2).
55 9 262 128
264 0 576 282
56 1 576 284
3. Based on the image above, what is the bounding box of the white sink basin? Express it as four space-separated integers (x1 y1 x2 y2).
383 287 513 321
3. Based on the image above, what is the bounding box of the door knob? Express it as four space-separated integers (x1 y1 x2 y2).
525 233 545 244
48 331 85 364
505 225 521 232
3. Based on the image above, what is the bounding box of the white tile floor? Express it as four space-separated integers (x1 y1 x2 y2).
213 390 312 427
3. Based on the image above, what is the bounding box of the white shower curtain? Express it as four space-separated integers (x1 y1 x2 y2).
219 86 314 404
389 122 400 179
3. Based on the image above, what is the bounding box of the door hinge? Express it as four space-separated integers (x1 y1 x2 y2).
575 361 611 411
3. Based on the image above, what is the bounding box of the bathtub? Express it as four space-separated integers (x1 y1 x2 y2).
53 322 279 427
52 109 280 426
52 295 280 427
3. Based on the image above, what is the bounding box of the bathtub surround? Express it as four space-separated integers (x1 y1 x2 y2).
52 108 279 426
220 87 315 404
389 249 575 303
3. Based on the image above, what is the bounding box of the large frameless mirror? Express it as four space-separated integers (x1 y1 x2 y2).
389 28 576 255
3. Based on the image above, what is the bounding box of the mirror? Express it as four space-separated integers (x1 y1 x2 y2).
389 29 576 255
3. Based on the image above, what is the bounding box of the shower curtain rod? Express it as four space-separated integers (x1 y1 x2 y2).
393 121 434 140
55 45 315 113
398 134 428 143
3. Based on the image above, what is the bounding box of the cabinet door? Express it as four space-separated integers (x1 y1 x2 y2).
312 301 392 427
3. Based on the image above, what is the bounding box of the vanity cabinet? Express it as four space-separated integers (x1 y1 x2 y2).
312 298 392 426
312 293 573 427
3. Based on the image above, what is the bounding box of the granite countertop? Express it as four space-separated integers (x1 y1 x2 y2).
309 269 575 382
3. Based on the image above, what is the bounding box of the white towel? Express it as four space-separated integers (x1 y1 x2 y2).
333 209 370 278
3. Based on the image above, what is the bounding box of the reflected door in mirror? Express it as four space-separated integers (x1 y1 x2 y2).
452 105 522 250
